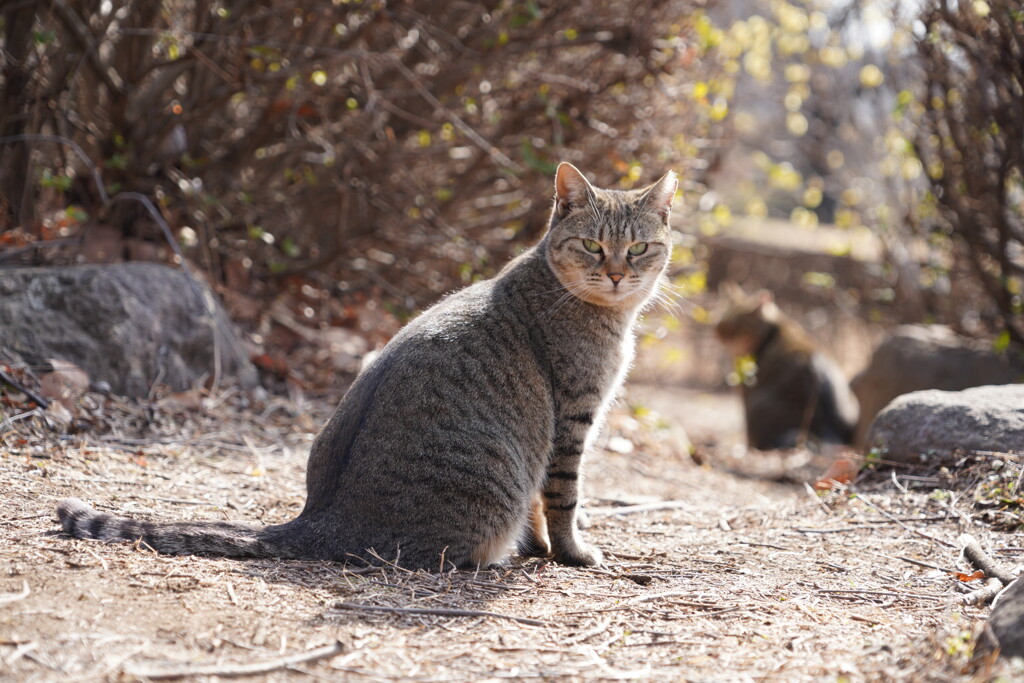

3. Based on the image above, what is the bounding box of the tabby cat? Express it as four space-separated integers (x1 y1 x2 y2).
714 283 858 450
57 163 678 570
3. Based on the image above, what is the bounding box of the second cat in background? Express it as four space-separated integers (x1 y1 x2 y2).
715 282 859 450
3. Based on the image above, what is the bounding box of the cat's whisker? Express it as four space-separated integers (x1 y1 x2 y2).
655 287 692 309
640 285 691 318
540 284 583 319
542 292 576 319
650 295 687 319
655 281 698 309
542 282 589 320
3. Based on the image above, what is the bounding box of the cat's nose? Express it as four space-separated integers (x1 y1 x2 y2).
607 272 624 285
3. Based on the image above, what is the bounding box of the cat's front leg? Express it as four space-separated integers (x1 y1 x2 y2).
542 413 603 566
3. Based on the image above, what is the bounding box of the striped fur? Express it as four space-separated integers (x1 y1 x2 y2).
56 163 678 570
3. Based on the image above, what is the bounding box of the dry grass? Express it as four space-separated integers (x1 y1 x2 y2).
2 384 1022 682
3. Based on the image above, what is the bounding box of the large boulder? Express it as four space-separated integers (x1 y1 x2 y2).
866 385 1024 464
0 264 256 397
851 325 1022 445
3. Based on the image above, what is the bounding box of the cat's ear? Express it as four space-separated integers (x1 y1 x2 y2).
756 290 779 317
641 170 678 222
554 162 594 218
720 281 743 301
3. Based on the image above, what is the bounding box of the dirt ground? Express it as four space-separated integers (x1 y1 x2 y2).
2 377 1022 682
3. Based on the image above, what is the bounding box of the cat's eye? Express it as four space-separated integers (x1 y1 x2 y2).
581 239 602 254
628 242 648 256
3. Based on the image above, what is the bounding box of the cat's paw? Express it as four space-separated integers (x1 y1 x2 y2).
552 541 603 567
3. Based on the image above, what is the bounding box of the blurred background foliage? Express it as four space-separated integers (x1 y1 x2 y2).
0 0 721 310
693 0 1023 348
0 0 1021 372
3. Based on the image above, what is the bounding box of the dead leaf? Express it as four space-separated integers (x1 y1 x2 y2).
157 390 206 413
953 570 985 582
44 401 73 427
813 455 862 491
252 352 290 377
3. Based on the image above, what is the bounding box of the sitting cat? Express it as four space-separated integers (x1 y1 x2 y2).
714 283 858 450
56 162 678 570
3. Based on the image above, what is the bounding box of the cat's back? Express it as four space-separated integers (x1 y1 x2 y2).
303 254 555 507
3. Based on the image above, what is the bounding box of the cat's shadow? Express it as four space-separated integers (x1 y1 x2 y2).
230 555 551 628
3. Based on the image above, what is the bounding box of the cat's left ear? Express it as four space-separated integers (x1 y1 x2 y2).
641 170 678 223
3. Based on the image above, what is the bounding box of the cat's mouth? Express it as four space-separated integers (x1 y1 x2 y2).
575 280 647 308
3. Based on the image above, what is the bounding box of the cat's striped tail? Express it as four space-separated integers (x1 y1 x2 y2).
56 498 293 559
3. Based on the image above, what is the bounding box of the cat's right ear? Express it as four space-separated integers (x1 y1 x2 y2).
554 162 594 219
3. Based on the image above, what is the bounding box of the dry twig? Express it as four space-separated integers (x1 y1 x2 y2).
958 534 1017 584
960 577 1004 607
0 581 30 605
587 501 692 517
854 494 955 548
330 601 547 627
123 640 344 679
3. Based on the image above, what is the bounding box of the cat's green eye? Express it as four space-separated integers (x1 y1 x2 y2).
581 239 602 254
628 242 648 256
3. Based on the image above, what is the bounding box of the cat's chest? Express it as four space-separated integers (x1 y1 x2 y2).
547 319 633 395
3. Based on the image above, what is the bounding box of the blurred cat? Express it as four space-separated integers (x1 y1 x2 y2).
56 162 678 570
715 283 858 450
851 324 1023 445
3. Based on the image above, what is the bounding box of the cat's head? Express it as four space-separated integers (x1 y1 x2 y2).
545 163 677 309
714 282 779 356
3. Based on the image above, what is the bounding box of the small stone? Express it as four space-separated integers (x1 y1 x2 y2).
607 436 634 454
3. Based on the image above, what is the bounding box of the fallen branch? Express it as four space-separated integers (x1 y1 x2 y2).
628 590 710 605
853 494 955 548
960 577 1004 607
331 601 546 627
587 501 692 517
123 640 344 679
959 533 1017 585
0 581 29 605
0 367 49 409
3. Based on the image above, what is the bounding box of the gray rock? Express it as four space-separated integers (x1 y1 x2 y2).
0 263 256 397
980 577 1024 659
852 325 1022 445
866 385 1024 464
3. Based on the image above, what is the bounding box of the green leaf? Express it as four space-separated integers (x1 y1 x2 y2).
33 30 55 46
39 169 71 192
106 153 128 171
281 235 301 258
65 206 88 223
993 330 1011 353
518 140 557 175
